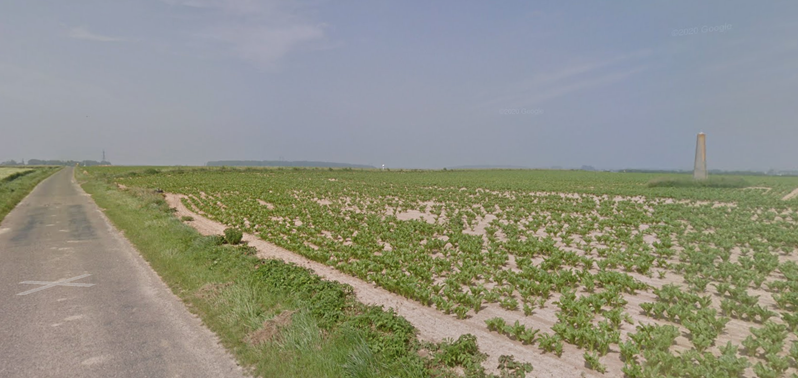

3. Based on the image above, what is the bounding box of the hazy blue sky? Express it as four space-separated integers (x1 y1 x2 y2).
1 1 796 170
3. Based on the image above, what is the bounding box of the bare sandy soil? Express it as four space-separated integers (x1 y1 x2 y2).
783 187 798 201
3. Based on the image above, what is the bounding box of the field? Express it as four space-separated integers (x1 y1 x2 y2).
101 167 798 377
0 167 32 180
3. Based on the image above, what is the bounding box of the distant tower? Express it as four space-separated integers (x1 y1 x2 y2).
694 133 707 180
102 150 106 162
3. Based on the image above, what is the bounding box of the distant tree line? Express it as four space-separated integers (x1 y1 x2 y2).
647 176 751 188
0 159 111 166
619 169 691 174
620 168 797 176
207 160 375 169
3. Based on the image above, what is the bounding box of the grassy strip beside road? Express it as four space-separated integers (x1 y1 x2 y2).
0 167 60 223
77 170 527 378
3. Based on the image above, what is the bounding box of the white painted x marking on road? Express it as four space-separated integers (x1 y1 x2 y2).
17 274 95 296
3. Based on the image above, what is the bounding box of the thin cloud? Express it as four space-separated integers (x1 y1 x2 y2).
703 37 797 75
482 49 653 109
165 0 333 68
68 26 125 42
509 66 649 106
200 23 327 67
163 0 279 15
530 50 652 85
0 63 114 106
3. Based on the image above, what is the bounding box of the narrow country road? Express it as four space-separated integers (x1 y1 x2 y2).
0 167 245 378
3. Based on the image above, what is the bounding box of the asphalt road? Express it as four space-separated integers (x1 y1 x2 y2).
0 167 245 378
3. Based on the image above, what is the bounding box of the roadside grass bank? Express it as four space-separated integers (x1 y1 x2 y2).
77 170 529 378
0 167 60 222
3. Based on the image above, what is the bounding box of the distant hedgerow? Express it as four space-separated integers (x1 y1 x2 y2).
647 176 750 188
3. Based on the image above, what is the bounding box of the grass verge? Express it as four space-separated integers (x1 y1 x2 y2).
0 167 60 222
76 170 530 377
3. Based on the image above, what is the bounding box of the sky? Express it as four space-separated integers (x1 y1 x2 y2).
1 1 797 170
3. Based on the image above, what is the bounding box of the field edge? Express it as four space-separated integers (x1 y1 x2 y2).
0 166 61 223
75 170 525 377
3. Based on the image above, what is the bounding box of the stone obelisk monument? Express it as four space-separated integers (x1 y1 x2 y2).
694 132 707 180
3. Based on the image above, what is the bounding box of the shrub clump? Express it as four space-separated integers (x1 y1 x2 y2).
647 176 750 189
223 228 243 245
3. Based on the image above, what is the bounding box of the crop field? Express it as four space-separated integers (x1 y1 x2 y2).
105 167 798 377
0 167 32 180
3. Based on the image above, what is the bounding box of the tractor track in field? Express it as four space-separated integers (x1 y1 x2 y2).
783 187 798 201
